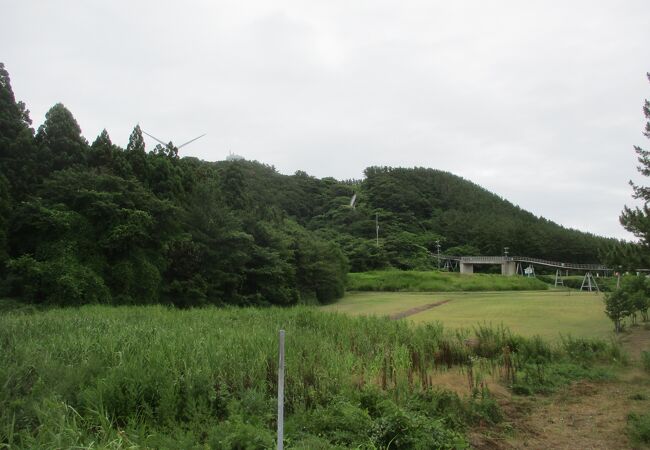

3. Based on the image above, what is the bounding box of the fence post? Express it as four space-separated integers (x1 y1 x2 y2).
277 330 285 450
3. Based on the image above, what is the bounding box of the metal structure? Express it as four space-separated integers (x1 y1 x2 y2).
349 193 357 209
142 129 206 151
580 272 600 292
277 330 285 450
375 213 379 247
524 265 536 277
435 254 609 272
554 269 564 287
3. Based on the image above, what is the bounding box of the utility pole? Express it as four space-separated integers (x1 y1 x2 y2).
277 330 285 450
375 213 379 247
435 239 441 269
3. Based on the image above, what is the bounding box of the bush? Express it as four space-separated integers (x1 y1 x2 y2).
7 255 110 305
347 270 548 292
628 412 650 446
642 351 650 373
370 400 468 450
559 335 610 362
287 398 372 447
208 419 275 450
604 289 630 333
512 362 613 396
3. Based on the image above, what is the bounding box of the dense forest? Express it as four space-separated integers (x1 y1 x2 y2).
0 63 617 307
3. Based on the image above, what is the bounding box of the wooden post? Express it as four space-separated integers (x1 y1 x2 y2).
277 330 285 450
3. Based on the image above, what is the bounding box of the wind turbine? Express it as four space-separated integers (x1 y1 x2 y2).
142 129 206 153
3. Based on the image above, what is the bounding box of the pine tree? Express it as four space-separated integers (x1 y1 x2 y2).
125 124 147 180
126 124 145 153
90 129 113 167
0 62 38 199
35 103 88 172
620 73 650 244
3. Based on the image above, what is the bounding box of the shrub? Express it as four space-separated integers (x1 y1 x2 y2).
208 418 275 450
604 289 630 333
370 400 468 450
642 351 650 373
347 270 548 292
7 255 110 305
287 398 372 447
628 413 650 446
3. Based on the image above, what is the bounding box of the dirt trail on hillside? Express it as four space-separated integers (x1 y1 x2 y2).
471 327 650 450
389 299 451 320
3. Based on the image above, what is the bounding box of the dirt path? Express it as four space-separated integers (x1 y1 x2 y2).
389 299 451 320
471 326 650 450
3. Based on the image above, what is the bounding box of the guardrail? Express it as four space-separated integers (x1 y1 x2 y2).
512 256 608 271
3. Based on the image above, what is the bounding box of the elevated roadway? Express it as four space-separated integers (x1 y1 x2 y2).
436 254 609 276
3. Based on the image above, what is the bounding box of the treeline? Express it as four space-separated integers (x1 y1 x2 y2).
0 63 616 306
0 64 347 307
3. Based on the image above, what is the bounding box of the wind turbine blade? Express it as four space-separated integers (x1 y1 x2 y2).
142 130 168 146
178 134 206 149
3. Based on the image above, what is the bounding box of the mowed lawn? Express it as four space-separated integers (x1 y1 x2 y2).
322 290 614 340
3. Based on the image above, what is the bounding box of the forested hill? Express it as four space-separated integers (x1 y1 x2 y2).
0 63 616 307
207 162 616 270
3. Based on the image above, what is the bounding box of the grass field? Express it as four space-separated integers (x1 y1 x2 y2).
0 302 623 449
323 290 613 340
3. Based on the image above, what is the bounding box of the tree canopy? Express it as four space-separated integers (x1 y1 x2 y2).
621 73 650 245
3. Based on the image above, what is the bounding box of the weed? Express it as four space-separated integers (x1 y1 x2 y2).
0 305 620 448
642 351 650 373
628 412 650 446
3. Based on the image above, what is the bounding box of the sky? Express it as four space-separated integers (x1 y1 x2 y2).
2 0 649 240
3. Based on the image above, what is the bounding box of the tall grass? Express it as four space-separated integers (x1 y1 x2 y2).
347 270 548 292
0 305 617 449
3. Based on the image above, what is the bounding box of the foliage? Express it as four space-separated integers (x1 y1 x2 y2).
604 289 631 333
620 73 650 244
0 305 620 449
604 275 650 332
627 412 650 446
347 270 548 292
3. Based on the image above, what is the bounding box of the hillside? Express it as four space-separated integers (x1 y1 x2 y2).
0 63 616 307
207 161 616 271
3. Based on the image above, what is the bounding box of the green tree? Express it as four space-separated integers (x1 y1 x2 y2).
0 174 10 275
126 124 148 180
0 62 38 199
621 73 650 243
35 103 88 173
604 288 631 333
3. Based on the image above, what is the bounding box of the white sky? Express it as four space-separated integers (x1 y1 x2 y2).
3 0 649 239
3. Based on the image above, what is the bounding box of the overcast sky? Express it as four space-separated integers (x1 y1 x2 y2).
3 0 649 240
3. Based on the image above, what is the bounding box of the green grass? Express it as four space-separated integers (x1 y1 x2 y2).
323 291 613 340
537 274 617 291
628 412 650 446
0 303 620 449
347 270 548 292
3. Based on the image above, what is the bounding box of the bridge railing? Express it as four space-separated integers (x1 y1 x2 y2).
434 254 609 271
459 256 508 264
512 256 608 271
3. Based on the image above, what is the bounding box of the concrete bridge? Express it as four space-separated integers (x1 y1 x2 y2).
437 255 609 276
